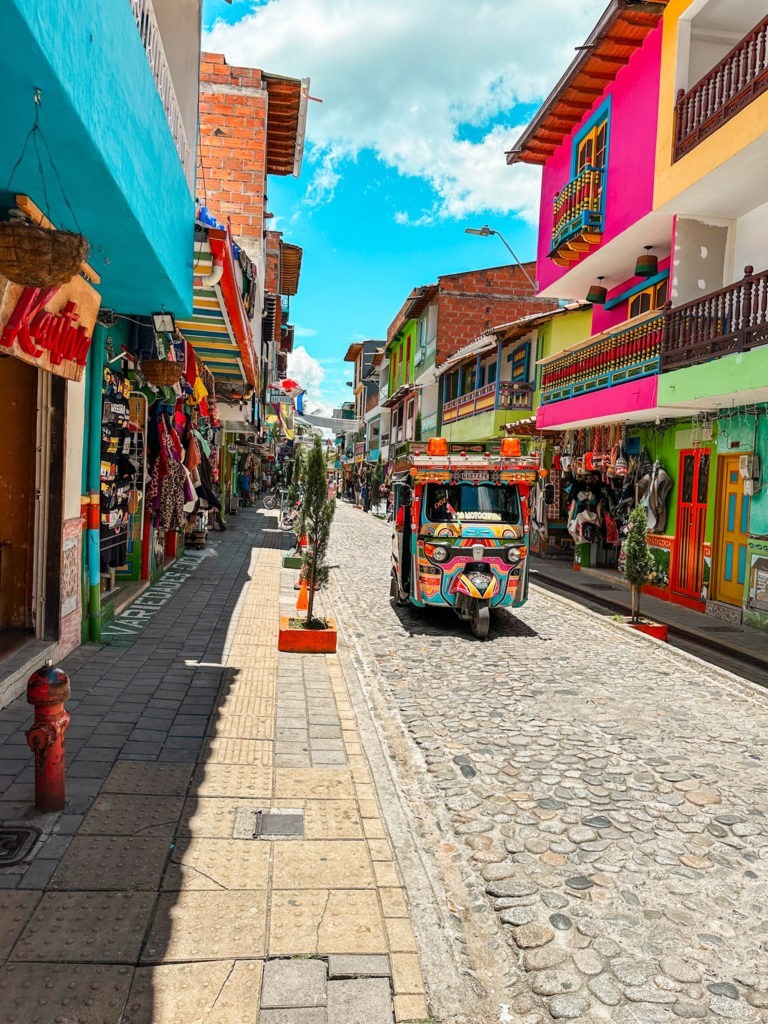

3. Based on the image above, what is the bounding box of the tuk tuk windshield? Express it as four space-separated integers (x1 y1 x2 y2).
425 482 522 524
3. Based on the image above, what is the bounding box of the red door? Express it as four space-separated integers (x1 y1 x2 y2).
671 448 710 599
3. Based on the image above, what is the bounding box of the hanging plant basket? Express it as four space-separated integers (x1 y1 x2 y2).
0 220 89 288
139 359 184 387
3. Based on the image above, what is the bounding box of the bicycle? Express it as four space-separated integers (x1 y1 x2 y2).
262 486 280 510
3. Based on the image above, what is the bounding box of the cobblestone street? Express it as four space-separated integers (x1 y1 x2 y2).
327 501 768 1024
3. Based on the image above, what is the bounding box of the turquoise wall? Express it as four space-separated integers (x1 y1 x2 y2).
1 0 194 315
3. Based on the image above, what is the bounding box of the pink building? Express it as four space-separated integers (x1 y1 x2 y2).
508 0 677 431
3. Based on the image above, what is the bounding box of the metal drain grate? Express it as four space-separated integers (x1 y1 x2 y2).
0 826 41 866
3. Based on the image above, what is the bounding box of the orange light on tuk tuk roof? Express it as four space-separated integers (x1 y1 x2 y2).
500 437 521 456
427 437 448 456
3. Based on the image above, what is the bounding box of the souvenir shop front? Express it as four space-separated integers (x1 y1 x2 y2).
84 318 223 636
547 423 676 590
0 243 101 695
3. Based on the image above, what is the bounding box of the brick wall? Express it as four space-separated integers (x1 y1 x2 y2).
198 52 268 246
435 264 556 364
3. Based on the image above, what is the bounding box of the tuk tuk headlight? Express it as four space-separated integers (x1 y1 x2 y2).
505 546 522 563
432 545 449 563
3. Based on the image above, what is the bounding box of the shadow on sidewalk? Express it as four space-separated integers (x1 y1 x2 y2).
0 507 284 1023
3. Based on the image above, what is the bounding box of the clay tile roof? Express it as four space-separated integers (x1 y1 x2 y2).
507 0 668 166
263 73 311 177
279 241 302 296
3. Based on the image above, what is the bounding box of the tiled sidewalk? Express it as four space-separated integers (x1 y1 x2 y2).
0 510 429 1023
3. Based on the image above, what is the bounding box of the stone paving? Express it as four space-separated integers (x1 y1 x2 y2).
0 508 429 1023
327 501 768 1024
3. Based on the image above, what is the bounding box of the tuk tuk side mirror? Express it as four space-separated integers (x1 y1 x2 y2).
544 483 555 505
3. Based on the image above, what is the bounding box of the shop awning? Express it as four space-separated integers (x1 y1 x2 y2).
279 242 303 296
176 227 257 387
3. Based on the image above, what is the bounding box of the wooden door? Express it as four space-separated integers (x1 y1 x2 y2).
713 454 750 606
672 448 710 599
0 358 38 632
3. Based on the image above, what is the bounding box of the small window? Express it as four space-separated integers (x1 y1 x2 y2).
577 119 607 173
487 362 497 386
628 279 668 319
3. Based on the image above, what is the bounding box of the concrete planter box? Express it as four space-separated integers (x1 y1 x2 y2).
627 621 668 642
278 616 337 653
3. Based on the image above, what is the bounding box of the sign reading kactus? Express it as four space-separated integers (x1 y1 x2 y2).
0 274 101 382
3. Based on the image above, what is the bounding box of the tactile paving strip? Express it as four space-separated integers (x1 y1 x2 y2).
0 891 41 960
80 795 184 837
49 836 170 891
0 962 133 1024
11 891 154 963
192 765 273 798
102 761 194 796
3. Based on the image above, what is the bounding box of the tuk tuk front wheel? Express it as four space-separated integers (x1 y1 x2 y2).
470 601 490 639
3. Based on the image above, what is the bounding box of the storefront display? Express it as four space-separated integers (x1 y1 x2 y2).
99 367 142 587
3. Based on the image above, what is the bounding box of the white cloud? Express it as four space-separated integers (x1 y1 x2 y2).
204 0 605 224
287 345 324 396
293 325 317 338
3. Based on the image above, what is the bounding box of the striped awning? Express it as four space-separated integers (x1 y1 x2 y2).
176 229 257 386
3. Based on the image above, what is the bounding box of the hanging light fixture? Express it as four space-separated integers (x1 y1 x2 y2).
634 246 658 278
585 276 607 304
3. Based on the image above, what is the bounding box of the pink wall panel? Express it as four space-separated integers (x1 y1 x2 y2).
537 25 663 293
535 375 658 430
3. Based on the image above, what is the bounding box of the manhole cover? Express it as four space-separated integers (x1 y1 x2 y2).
255 809 304 839
0 826 41 866
233 808 305 840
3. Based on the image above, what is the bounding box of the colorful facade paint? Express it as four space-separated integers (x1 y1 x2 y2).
1 0 196 315
654 0 768 212
536 25 664 294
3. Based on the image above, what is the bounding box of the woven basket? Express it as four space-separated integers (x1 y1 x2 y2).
140 359 184 387
0 221 89 288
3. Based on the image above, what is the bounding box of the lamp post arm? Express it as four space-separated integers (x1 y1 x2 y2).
490 231 537 291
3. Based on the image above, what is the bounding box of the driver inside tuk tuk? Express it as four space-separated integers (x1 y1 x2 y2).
428 487 456 521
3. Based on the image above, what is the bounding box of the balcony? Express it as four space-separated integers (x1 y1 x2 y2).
662 265 768 371
541 313 663 404
549 165 604 267
130 0 193 183
442 381 533 424
674 16 768 161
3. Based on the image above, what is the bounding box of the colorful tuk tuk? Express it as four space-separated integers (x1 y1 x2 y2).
390 436 539 638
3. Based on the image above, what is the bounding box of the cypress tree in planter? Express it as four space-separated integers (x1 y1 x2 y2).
624 503 655 623
302 435 335 625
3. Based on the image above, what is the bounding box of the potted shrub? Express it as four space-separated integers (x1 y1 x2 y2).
623 503 668 641
278 436 337 652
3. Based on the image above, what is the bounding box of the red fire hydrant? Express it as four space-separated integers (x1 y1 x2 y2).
26 662 71 812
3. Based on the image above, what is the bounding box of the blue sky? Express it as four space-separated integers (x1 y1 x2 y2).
202 0 604 413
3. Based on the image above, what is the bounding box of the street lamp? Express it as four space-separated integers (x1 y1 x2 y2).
465 225 536 291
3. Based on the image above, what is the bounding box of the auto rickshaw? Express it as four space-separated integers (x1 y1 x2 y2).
390 436 539 638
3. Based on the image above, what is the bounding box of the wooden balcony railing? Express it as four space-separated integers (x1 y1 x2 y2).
541 313 663 404
674 16 768 160
550 165 604 256
442 380 533 424
662 265 768 371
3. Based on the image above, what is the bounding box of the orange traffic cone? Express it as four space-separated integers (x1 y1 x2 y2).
296 580 308 611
